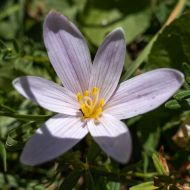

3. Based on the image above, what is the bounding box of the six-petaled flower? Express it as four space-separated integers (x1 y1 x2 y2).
13 11 184 166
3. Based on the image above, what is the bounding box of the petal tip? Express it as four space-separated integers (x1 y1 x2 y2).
173 69 184 83
44 10 69 31
112 149 132 164
12 77 19 87
46 10 64 20
103 27 126 46
109 27 125 39
160 68 184 85
109 147 132 164
114 27 125 34
20 153 36 166
20 146 47 166
43 10 83 44
113 137 132 164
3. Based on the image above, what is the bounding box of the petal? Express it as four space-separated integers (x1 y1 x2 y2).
87 114 132 163
13 76 79 116
89 28 126 102
20 114 88 166
43 11 92 93
105 69 184 120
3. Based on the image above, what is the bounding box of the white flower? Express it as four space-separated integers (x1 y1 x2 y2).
13 11 184 166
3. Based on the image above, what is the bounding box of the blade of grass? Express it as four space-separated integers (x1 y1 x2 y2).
121 0 187 81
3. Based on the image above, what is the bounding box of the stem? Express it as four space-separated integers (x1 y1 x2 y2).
0 111 51 122
86 164 157 184
88 165 135 184
132 172 158 178
22 55 49 63
121 0 187 81
164 0 186 26
0 5 19 20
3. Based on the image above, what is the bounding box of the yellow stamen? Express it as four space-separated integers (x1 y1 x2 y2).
92 87 98 95
77 92 83 102
76 87 104 119
99 98 105 107
84 90 89 96
84 97 93 108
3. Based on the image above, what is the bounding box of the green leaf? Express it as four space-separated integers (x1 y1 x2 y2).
0 111 50 122
0 0 21 40
173 90 190 100
82 0 151 47
93 176 107 190
130 181 158 190
85 171 96 190
165 99 181 109
6 122 37 151
121 34 158 81
31 0 87 20
87 141 101 162
0 64 24 92
148 12 190 70
0 141 7 172
107 182 120 190
183 62 190 77
136 109 163 153
152 153 167 176
59 170 83 190
0 4 19 20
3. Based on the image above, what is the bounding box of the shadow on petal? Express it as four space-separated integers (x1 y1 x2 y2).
19 77 37 103
94 133 132 164
45 11 84 38
20 115 88 166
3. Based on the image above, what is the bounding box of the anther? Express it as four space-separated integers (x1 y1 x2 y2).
76 87 104 119
77 92 83 102
84 90 89 96
99 98 105 107
92 87 99 95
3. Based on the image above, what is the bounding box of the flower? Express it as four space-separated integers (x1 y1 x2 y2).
13 11 184 166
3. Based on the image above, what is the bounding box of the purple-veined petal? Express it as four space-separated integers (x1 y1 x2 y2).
104 69 184 120
89 28 126 102
43 11 92 93
20 114 88 166
87 114 132 163
13 76 79 116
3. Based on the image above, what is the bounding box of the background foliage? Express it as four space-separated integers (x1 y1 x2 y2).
0 0 190 189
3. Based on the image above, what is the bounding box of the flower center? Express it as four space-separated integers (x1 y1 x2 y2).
77 87 105 119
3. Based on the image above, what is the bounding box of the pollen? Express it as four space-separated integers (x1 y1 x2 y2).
76 87 105 119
